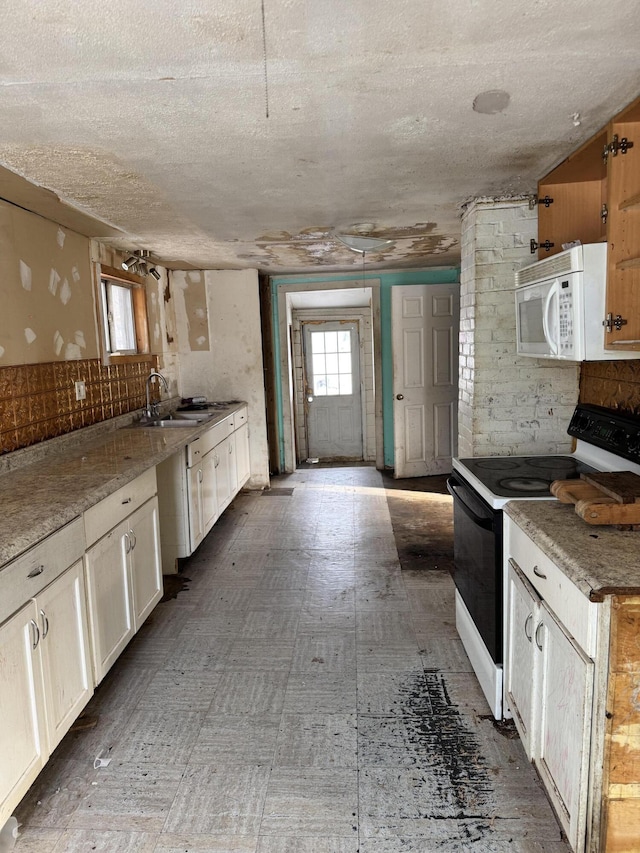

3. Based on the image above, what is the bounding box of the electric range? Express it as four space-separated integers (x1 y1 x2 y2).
447 403 640 719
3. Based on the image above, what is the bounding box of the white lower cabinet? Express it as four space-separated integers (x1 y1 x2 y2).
83 470 162 684
0 558 92 828
235 421 250 488
505 523 596 853
157 405 250 571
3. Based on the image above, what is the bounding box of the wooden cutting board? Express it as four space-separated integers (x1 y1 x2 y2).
550 471 640 526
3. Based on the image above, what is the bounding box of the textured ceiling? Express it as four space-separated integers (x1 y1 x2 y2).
1 1 640 274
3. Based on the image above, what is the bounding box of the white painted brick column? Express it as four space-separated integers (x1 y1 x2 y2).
458 199 579 458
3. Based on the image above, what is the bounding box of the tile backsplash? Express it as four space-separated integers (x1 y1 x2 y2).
579 360 640 415
0 358 157 454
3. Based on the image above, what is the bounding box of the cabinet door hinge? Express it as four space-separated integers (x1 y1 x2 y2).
608 134 634 157
601 203 608 225
603 313 628 332
528 195 554 210
531 239 555 254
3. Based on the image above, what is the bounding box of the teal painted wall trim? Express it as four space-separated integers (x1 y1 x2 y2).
270 277 286 470
270 267 460 472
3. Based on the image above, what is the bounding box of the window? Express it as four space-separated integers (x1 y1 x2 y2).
99 267 150 359
310 329 353 396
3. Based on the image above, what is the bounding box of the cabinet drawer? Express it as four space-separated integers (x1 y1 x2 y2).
508 521 598 657
84 468 157 546
201 416 234 456
0 518 85 625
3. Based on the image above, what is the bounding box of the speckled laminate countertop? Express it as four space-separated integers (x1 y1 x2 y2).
0 404 245 568
505 500 640 601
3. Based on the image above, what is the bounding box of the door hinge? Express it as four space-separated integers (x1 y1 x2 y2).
603 312 628 332
530 239 555 254
528 195 553 210
608 134 634 157
601 203 608 225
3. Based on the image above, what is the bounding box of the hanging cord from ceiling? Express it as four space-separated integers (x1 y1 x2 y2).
261 0 270 118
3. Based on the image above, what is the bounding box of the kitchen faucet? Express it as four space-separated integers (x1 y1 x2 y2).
144 371 169 420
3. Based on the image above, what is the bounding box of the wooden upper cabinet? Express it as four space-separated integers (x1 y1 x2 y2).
537 93 640 350
537 129 607 261
605 98 640 347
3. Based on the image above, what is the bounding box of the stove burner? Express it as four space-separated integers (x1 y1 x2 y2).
527 456 579 470
498 476 551 493
473 458 520 470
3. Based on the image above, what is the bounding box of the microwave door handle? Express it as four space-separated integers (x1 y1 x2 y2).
542 281 559 355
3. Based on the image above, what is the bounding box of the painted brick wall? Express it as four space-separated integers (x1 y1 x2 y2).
458 199 580 457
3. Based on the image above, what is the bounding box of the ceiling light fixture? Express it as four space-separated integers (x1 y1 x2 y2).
335 233 395 254
121 254 139 271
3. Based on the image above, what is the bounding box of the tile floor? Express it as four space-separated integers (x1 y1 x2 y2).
12 467 570 852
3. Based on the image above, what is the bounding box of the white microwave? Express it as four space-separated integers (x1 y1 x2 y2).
515 243 639 361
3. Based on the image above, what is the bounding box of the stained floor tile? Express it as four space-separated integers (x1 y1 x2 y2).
11 467 569 853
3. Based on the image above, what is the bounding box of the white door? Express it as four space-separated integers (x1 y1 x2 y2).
391 284 459 478
128 498 163 631
303 322 363 460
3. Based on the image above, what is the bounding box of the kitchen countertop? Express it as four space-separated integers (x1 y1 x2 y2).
505 499 640 601
0 403 246 568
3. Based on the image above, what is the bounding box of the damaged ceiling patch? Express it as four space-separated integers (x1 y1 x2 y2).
473 90 511 115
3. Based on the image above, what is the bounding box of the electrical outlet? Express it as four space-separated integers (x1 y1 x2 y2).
75 380 86 401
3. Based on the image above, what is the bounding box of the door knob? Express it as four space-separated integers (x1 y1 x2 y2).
396 394 404 400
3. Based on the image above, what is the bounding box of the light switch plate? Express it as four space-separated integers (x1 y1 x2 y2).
75 380 86 401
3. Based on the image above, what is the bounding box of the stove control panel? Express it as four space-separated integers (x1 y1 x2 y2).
568 404 640 462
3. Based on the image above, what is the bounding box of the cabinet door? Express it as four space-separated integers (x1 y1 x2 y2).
605 107 640 347
215 436 233 514
0 601 46 828
37 561 93 751
235 422 250 489
536 601 594 852
187 463 205 550
505 560 540 760
128 497 163 630
84 521 134 684
201 450 219 536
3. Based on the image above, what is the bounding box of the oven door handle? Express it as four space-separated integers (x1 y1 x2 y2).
447 477 494 531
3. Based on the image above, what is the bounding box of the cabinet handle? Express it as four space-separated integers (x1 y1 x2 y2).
524 612 533 642
40 609 49 639
198 469 203 483
28 565 45 578
121 497 132 504
124 532 131 554
229 444 233 455
30 619 40 649
533 565 547 580
129 529 136 550
535 621 544 651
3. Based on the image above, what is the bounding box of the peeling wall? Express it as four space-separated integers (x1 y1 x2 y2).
0 199 97 364
169 270 210 353
176 269 269 489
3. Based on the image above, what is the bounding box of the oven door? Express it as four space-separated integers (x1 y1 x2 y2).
447 472 503 664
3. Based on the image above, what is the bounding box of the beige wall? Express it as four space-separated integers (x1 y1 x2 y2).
0 199 97 364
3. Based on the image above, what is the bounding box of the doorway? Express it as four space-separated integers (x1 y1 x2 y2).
302 321 363 461
290 302 376 466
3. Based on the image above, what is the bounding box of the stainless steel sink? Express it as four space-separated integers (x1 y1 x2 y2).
135 413 214 428
137 418 197 428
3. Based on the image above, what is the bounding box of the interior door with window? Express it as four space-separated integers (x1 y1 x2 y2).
303 322 363 461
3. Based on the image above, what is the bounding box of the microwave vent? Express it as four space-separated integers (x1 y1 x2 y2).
516 250 577 287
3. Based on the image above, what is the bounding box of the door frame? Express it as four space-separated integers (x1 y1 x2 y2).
274 279 383 473
293 310 371 464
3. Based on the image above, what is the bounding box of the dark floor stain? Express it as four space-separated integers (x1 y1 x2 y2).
262 487 295 496
160 574 191 601
477 714 520 739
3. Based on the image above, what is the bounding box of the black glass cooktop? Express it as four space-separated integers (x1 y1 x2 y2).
457 455 598 498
